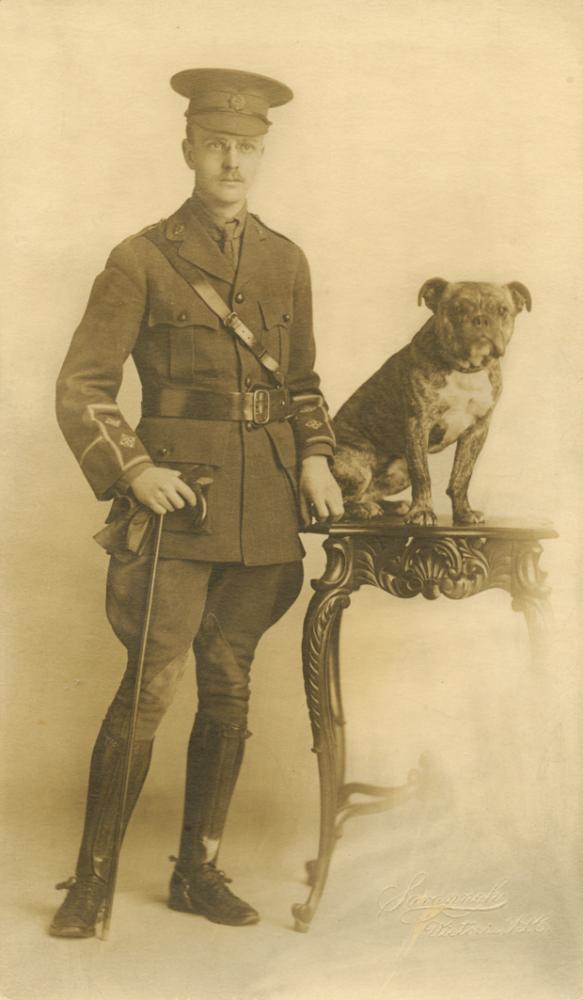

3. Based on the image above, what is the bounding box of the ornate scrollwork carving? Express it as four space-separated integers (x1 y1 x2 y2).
511 541 550 607
312 536 353 592
302 589 351 751
353 535 512 600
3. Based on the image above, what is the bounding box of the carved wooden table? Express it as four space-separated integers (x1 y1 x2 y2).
292 518 557 932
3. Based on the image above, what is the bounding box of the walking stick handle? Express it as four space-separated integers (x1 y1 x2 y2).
100 511 165 939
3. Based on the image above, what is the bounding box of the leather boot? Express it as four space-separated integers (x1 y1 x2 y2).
169 712 259 926
50 721 153 938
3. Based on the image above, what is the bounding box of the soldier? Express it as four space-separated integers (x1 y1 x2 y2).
51 68 343 937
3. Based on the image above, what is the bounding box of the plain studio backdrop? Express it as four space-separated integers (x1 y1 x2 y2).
1 2 582 999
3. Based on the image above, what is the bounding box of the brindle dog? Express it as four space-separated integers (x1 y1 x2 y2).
333 277 531 525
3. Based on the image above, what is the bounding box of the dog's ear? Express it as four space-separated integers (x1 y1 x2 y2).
506 282 532 313
418 277 448 312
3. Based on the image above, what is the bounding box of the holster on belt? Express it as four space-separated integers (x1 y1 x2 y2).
93 470 213 560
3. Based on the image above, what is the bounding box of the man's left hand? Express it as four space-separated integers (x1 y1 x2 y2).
299 455 344 527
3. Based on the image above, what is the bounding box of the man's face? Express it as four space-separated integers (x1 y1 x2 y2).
182 124 265 209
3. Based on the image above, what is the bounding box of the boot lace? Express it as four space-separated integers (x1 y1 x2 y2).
169 855 233 888
54 875 106 909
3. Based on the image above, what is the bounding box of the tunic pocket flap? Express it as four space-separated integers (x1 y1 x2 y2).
136 417 228 465
147 294 220 331
259 298 290 330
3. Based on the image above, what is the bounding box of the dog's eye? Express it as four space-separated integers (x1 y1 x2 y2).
498 305 509 317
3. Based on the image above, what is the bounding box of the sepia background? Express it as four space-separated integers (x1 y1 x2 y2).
2 1 582 998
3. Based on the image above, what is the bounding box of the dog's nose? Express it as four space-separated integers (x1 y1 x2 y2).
472 315 489 328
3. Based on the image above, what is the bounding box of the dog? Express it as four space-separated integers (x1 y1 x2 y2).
332 277 532 525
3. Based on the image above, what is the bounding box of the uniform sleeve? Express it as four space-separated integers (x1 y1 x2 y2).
55 239 154 501
287 248 336 460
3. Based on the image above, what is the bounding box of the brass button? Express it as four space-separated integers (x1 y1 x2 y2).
283 313 291 322
245 421 253 431
178 311 188 322
158 447 169 457
235 292 245 304
245 376 252 388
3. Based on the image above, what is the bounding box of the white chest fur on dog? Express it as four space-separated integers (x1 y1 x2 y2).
430 369 495 451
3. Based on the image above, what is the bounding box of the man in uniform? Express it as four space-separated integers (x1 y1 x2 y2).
51 68 343 937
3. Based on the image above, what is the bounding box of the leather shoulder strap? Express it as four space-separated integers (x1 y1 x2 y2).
144 227 285 387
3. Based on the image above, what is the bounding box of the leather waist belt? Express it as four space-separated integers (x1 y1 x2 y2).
141 386 291 425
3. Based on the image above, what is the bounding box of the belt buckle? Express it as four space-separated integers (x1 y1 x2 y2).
252 388 270 425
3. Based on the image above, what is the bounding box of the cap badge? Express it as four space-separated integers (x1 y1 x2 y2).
229 93 247 111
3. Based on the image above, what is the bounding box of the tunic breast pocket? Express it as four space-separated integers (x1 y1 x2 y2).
147 297 222 381
258 298 292 374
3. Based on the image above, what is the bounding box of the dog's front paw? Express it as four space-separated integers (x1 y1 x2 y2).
452 507 485 525
379 499 411 517
405 503 437 526
344 499 384 520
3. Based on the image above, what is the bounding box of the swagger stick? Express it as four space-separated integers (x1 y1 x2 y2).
100 512 165 939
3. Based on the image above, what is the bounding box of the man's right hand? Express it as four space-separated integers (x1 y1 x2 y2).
130 466 198 515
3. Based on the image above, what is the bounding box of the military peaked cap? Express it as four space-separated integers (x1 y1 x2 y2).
170 67 293 136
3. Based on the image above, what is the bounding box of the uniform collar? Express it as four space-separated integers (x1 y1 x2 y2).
164 200 232 282
189 191 248 241
163 198 267 285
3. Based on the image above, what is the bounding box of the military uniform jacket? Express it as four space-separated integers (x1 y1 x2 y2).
56 197 335 564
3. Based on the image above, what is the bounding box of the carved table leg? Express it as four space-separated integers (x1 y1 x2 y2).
511 541 553 668
330 611 347 798
516 595 553 668
292 571 426 930
292 585 351 932
304 610 347 888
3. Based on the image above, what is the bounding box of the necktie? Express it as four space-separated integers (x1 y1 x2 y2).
220 220 239 270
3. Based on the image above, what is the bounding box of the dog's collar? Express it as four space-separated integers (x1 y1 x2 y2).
450 362 485 374
430 340 489 375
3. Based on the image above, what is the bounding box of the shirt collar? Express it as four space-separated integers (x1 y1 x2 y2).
189 191 247 241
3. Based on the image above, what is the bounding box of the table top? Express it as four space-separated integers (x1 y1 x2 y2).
302 516 558 541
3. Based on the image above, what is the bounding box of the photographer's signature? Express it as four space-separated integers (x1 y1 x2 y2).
378 871 550 946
